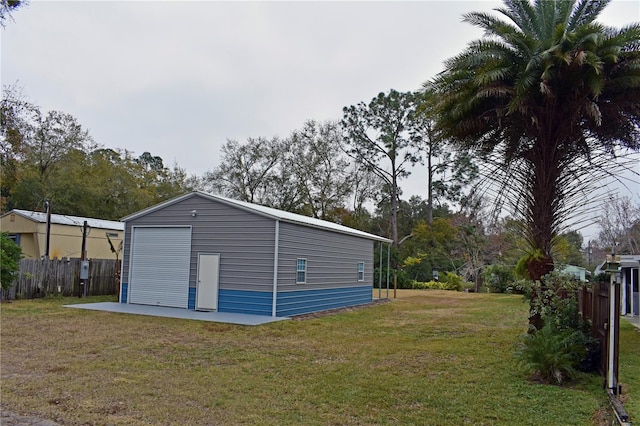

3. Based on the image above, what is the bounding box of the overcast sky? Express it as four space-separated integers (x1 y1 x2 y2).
2 0 639 238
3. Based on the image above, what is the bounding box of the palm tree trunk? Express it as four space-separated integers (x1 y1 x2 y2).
526 140 559 281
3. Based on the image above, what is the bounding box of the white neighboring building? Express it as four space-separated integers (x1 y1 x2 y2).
620 255 640 317
595 254 640 317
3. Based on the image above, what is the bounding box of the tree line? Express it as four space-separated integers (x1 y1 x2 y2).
5 81 637 289
1 86 196 220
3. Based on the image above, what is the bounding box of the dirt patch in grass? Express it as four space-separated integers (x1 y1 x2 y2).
591 405 613 425
1 410 62 426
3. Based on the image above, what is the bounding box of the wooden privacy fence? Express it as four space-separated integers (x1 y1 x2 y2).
2 258 121 300
579 282 621 389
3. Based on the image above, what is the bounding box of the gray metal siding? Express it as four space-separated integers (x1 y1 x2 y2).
277 222 374 290
122 194 276 294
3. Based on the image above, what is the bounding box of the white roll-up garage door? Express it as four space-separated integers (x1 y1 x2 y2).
128 226 191 308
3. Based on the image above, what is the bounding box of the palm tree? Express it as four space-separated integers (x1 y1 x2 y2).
428 0 640 280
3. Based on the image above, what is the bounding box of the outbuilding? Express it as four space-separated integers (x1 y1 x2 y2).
119 191 390 317
1 209 124 260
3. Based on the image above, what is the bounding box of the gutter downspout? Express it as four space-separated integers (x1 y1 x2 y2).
271 220 280 317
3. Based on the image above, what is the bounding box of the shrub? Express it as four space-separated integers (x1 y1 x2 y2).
514 322 586 384
524 271 590 333
374 268 413 289
441 272 463 290
395 269 413 289
515 271 598 382
412 280 457 291
482 264 516 293
510 279 530 294
411 272 471 292
1 232 22 291
413 280 436 290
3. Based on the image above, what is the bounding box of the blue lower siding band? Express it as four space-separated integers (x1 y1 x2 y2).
188 287 196 310
217 286 372 317
120 283 128 303
218 289 273 316
276 286 372 317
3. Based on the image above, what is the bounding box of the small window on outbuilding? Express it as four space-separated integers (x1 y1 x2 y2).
296 258 307 284
358 262 365 281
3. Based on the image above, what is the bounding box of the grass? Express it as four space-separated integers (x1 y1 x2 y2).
0 290 618 425
620 319 640 421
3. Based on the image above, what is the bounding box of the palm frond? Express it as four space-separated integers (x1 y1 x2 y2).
569 0 612 31
495 0 538 34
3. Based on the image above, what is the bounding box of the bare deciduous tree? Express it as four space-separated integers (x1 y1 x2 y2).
597 195 640 254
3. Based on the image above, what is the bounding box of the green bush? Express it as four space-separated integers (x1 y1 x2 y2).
482 264 516 293
440 272 463 290
390 269 413 289
374 268 413 289
412 280 456 290
514 322 587 384
524 271 590 333
1 232 22 291
411 272 471 292
515 271 598 383
510 279 531 294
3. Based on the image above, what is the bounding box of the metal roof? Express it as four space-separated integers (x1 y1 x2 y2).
121 191 392 243
594 254 640 275
620 255 640 268
4 209 124 231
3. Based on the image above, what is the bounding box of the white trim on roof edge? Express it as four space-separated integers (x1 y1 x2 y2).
3 209 124 231
120 191 392 243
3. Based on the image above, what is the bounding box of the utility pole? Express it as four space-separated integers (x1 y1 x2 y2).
79 221 89 298
44 201 51 259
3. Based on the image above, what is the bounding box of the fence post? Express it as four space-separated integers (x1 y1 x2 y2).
604 255 621 393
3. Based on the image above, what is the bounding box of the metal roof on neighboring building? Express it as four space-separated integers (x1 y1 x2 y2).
594 254 640 275
4 209 124 231
620 254 640 268
121 191 392 243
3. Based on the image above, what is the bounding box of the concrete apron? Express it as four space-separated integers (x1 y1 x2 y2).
64 302 290 326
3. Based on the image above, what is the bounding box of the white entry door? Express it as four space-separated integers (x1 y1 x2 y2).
196 253 220 311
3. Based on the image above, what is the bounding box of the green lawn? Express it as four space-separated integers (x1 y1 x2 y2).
0 290 625 425
620 319 640 421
